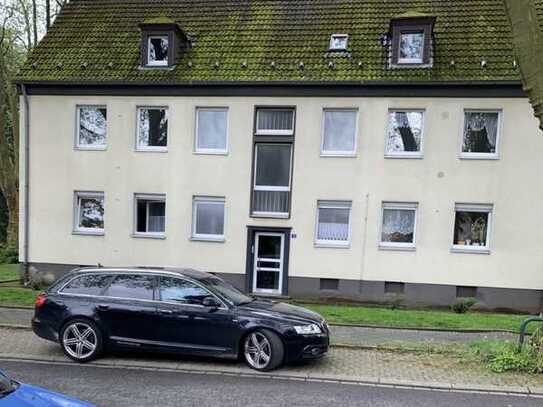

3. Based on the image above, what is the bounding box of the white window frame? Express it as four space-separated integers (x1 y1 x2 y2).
252 143 292 218
314 200 352 248
397 30 425 64
329 33 349 50
451 203 493 254
320 108 358 157
73 191 105 235
385 109 425 159
135 106 169 152
147 35 169 67
255 108 295 136
75 105 107 150
459 109 502 160
379 202 418 251
194 107 229 155
191 196 226 242
133 193 166 238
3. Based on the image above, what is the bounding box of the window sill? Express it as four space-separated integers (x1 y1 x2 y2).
138 65 175 71
251 212 290 219
378 244 416 252
320 152 357 158
384 153 423 159
74 146 107 151
459 154 499 161
314 242 350 249
135 147 168 153
390 63 433 69
193 150 228 156
72 230 104 236
190 236 225 243
450 246 491 255
132 233 166 240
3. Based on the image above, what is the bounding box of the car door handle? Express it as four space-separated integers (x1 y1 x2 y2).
158 309 173 314
97 304 109 311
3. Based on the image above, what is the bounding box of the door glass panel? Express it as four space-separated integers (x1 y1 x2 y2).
159 277 211 305
256 270 280 290
257 260 280 269
257 235 281 259
104 275 155 300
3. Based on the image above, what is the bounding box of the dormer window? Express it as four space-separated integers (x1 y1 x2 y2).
329 34 348 51
390 16 435 67
147 35 169 66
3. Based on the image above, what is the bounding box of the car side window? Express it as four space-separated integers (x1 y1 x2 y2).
104 274 155 301
159 277 211 305
61 274 112 296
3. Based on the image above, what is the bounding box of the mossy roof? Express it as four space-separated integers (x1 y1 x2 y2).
16 0 543 84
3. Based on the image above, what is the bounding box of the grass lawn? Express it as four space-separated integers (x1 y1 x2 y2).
0 263 40 307
300 303 533 332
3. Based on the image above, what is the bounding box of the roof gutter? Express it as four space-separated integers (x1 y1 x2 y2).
21 84 30 283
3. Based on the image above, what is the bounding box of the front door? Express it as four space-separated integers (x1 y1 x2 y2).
252 232 285 295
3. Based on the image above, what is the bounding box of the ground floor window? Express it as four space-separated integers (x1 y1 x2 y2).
315 200 352 247
452 203 492 253
134 194 166 237
380 202 417 250
74 191 104 234
192 196 225 241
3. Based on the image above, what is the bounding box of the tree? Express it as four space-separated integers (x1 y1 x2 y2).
503 0 543 130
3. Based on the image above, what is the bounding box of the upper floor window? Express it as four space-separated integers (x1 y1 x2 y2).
329 34 348 50
256 108 294 136
195 107 228 154
139 18 189 69
76 105 107 150
74 191 104 235
147 35 169 66
385 109 424 158
137 107 168 151
390 17 435 67
321 109 358 156
461 110 501 159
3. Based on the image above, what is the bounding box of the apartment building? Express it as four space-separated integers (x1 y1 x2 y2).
16 0 543 311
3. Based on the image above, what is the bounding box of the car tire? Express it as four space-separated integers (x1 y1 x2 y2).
243 329 284 371
60 318 103 363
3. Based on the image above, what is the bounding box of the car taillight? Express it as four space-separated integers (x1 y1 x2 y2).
35 293 47 308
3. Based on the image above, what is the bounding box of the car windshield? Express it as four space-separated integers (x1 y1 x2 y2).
0 372 18 398
202 277 253 306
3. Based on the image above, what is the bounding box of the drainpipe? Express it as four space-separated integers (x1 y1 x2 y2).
21 84 30 283
359 192 370 294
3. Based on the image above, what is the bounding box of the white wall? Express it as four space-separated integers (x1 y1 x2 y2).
20 95 543 290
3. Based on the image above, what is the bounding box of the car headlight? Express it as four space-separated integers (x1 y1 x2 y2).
293 324 322 335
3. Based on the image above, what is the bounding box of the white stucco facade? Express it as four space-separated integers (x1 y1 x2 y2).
19 94 543 302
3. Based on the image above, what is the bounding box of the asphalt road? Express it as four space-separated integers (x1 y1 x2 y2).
1 359 540 407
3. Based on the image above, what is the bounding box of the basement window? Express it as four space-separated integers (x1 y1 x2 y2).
137 107 168 151
74 191 104 235
386 109 424 157
329 34 348 50
134 194 166 237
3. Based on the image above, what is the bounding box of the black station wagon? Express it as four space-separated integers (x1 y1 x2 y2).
32 267 329 371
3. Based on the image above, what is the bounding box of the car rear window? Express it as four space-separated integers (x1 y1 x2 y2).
61 274 112 296
104 274 155 300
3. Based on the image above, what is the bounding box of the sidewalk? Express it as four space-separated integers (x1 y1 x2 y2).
0 327 541 395
0 307 517 347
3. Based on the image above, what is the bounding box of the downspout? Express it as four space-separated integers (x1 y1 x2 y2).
22 84 30 283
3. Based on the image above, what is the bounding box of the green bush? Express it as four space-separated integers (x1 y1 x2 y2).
470 337 543 374
0 246 18 264
451 297 477 314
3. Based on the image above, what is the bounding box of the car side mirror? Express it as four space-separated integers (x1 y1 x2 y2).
202 296 221 309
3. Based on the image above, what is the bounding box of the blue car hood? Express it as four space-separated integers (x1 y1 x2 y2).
1 384 95 407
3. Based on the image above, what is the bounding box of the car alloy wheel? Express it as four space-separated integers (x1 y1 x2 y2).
61 321 99 361
243 329 284 371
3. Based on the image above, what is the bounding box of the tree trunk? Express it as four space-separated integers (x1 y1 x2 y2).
32 0 38 46
46 0 51 29
503 0 543 130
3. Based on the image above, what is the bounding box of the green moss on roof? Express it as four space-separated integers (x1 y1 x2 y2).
16 0 537 84
143 16 176 24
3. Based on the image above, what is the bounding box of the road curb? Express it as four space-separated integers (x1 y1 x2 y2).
1 354 541 397
0 323 31 330
328 322 519 334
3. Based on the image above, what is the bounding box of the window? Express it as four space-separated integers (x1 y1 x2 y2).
390 17 434 67
195 108 228 153
104 274 155 300
159 277 212 305
321 109 358 156
315 201 352 247
329 34 348 50
386 110 424 157
384 282 405 294
147 35 169 66
456 286 477 298
256 109 294 135
461 110 501 158
398 31 424 64
380 202 417 250
137 107 168 150
192 197 225 241
74 192 104 235
76 106 107 149
452 204 492 253
134 194 166 237
252 144 292 216
61 274 112 296
320 278 339 291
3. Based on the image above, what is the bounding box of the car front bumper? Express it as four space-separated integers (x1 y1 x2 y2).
285 333 329 362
